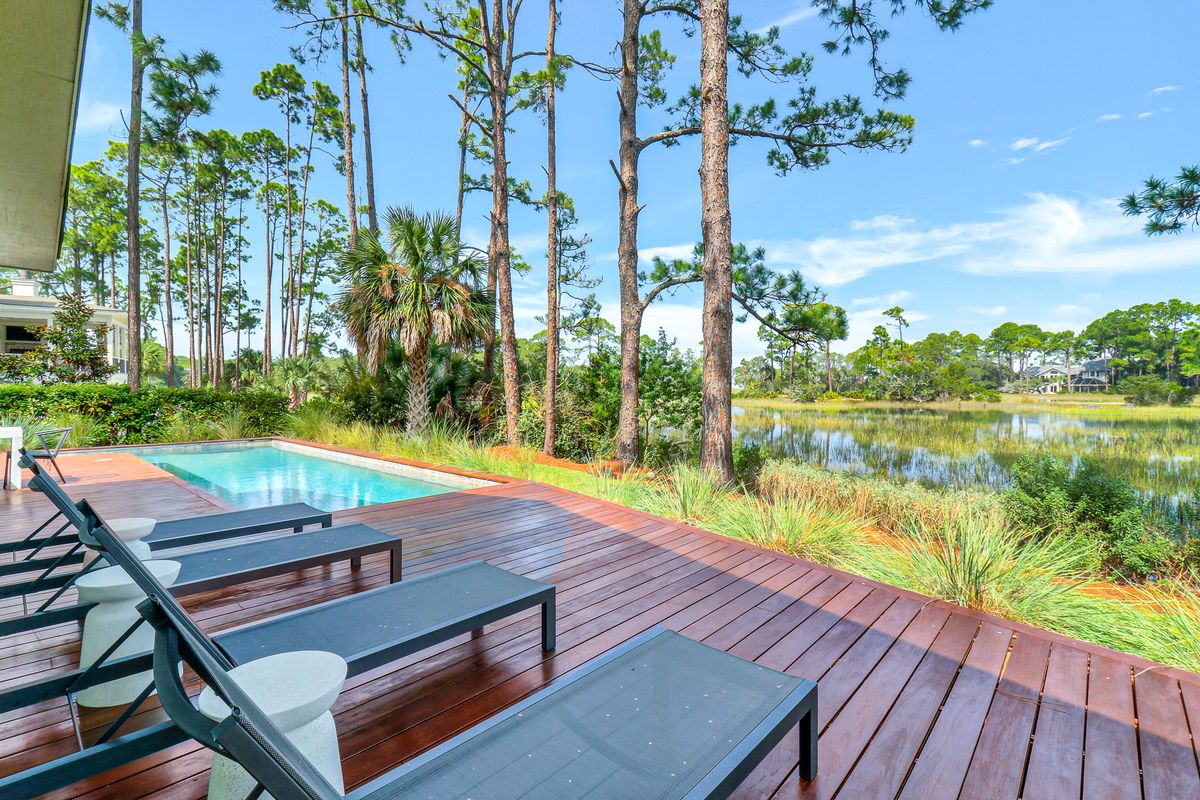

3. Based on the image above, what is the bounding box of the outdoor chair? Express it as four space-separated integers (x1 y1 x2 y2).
0 453 400 640
140 591 818 800
6 454 334 559
4 426 70 488
0 464 557 800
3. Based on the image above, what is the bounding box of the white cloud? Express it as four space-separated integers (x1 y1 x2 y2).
1150 85 1180 95
1010 137 1040 151
1034 137 1070 153
638 243 697 263
76 96 123 135
1004 157 1026 166
850 215 915 232
964 305 1008 317
1056 304 1089 315
740 193 1200 288
1138 111 1154 119
968 138 988 148
850 290 912 307
755 6 819 33
1095 113 1121 122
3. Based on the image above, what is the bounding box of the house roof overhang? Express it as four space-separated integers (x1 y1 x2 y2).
0 1 92 273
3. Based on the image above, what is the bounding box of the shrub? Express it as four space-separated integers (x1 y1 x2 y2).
0 384 289 444
515 389 613 462
1004 453 1173 578
1117 374 1195 406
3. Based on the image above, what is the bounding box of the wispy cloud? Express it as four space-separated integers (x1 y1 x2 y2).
850 215 914 232
964 305 1008 317
1095 113 1121 123
1138 111 1155 119
851 290 912 307
1056 304 1089 315
1009 135 1070 155
1034 137 1070 153
76 96 123 135
755 6 819 34
968 138 988 148
1004 157 1026 166
1150 85 1180 95
724 193 1200 287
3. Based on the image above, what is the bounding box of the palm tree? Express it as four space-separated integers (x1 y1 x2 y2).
270 355 328 408
338 207 493 435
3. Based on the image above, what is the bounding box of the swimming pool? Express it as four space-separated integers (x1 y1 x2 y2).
119 441 492 511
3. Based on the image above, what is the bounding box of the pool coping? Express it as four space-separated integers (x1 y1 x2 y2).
61 436 514 490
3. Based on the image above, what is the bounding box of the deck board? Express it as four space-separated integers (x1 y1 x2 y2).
3 449 1199 799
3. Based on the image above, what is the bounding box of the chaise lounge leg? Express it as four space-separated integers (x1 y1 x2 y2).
350 556 362 570
798 704 818 781
541 597 556 651
389 545 402 583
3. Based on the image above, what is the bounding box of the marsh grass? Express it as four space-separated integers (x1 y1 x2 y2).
759 460 1004 533
53 413 105 448
734 398 1200 505
713 494 863 564
846 514 1094 625
637 464 733 525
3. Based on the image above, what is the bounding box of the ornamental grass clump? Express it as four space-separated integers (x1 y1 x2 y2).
638 464 732 526
846 512 1094 625
713 494 866 565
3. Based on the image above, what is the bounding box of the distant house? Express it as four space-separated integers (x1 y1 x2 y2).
0 276 129 381
1019 359 1110 393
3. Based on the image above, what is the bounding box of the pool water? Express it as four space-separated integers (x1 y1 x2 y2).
134 442 466 511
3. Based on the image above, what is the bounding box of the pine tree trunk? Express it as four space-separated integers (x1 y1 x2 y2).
293 122 317 359
826 341 833 393
698 0 734 483
126 0 144 389
406 336 432 435
484 3 521 445
454 81 471 234
263 194 274 375
615 0 644 465
354 17 377 234
162 193 175 386
235 197 244 388
542 0 559 456
340 3 358 247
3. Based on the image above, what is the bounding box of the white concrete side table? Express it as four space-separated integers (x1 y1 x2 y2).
0 426 22 490
82 517 157 566
199 650 347 800
75 559 181 708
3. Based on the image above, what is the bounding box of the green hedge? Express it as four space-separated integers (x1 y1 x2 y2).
0 384 290 444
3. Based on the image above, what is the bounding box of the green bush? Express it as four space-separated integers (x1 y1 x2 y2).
1118 374 1196 406
1004 453 1174 578
0 384 290 444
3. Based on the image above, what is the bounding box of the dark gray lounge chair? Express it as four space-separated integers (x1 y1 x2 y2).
6 447 334 562
141 590 818 800
0 457 399 639
5 426 70 484
0 470 556 800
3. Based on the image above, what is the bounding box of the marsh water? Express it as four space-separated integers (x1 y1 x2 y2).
733 402 1200 514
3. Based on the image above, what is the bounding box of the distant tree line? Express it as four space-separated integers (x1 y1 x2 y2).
736 299 1200 402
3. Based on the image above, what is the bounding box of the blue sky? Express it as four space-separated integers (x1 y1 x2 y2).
71 1 1200 362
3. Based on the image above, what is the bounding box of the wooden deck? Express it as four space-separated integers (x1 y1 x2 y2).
3 449 1200 799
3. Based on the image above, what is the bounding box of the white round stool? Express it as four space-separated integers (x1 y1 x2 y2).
82 517 157 566
199 650 347 800
75 559 181 708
